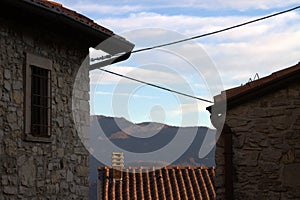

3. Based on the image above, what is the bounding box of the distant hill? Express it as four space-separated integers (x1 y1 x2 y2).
89 115 216 200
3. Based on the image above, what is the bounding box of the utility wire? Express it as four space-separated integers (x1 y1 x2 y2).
99 68 213 103
95 5 300 103
132 5 300 53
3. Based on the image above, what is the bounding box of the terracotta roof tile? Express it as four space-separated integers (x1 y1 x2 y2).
98 166 216 200
228 62 300 99
212 62 300 107
23 0 114 36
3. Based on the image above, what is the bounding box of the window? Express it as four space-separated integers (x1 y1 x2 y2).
31 66 50 137
25 53 52 142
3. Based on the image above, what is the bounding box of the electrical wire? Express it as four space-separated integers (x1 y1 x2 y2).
95 5 300 103
132 5 300 53
99 68 213 103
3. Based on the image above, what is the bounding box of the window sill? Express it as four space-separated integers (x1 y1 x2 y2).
23 134 53 143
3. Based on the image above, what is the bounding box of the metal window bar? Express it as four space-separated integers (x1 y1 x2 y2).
31 104 51 109
31 66 51 137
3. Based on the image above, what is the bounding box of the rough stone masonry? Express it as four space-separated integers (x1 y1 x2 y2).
215 80 300 199
0 11 90 200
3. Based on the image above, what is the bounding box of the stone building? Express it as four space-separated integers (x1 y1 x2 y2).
207 62 300 199
0 0 133 199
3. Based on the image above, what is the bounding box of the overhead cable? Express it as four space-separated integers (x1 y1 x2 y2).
94 5 300 103
99 68 213 103
132 5 300 53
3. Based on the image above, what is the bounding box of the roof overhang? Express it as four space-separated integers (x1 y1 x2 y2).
206 62 300 129
207 62 300 113
0 0 135 65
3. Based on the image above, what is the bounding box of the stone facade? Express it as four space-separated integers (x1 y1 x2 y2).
0 11 90 199
215 80 300 199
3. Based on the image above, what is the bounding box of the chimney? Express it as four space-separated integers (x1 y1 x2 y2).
112 152 124 180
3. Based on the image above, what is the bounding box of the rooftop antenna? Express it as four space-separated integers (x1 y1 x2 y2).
246 72 260 84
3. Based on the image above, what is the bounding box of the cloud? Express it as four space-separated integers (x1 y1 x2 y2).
169 101 214 127
98 11 300 89
89 65 190 85
172 101 212 115
203 21 300 87
58 0 300 86
91 91 159 99
98 12 215 33
70 4 142 15
155 0 300 10
89 10 300 97
99 11 299 36
56 0 300 126
58 0 300 15
197 0 300 10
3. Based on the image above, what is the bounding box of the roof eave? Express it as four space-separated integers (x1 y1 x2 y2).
207 63 300 113
2 0 135 57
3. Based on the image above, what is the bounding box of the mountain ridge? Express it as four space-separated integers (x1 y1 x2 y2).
90 115 215 163
93 114 209 129
89 115 216 199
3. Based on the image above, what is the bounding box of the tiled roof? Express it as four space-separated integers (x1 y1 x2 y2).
23 0 114 36
210 62 300 109
98 166 216 200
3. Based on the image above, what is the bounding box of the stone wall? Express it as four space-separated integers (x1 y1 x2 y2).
215 132 225 199
216 80 300 199
0 15 90 199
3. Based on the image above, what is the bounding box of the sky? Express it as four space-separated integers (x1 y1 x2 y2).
58 0 300 127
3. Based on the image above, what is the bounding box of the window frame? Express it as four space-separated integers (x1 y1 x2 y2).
24 53 52 142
